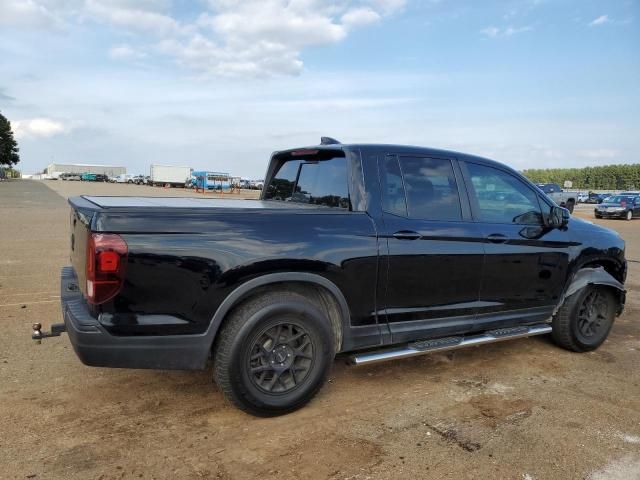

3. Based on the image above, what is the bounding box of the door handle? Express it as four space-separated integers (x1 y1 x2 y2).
486 233 508 244
393 230 421 240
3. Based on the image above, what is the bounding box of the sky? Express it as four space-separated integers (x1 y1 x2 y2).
0 0 638 177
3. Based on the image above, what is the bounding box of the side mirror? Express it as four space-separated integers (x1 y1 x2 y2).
548 205 570 228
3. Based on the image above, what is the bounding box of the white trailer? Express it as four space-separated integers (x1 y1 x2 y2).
150 165 192 187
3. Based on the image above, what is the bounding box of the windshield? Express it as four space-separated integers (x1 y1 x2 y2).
264 154 350 208
605 195 635 204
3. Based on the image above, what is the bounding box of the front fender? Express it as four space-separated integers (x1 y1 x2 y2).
558 267 626 316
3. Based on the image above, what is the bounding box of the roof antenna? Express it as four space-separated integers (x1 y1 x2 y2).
320 136 341 145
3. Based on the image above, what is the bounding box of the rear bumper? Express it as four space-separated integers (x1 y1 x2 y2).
60 267 210 370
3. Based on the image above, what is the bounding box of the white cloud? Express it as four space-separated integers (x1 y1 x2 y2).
481 25 532 38
13 118 69 138
341 7 381 29
0 0 404 77
85 0 180 35
0 0 65 28
168 0 403 77
589 15 609 27
108 44 145 60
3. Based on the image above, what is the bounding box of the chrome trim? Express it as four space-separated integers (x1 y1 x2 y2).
348 323 552 366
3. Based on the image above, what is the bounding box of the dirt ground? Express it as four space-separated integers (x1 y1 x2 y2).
1 179 638 480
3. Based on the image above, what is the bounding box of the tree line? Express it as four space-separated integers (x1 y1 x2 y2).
522 164 640 191
0 111 20 168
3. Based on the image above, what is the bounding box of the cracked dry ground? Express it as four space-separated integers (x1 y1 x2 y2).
1 180 639 479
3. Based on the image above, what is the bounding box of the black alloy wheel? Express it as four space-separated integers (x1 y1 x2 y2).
214 290 334 416
247 322 314 394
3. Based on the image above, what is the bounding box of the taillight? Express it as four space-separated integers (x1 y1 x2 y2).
86 233 128 304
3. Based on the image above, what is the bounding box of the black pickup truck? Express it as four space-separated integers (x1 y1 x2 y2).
34 139 627 416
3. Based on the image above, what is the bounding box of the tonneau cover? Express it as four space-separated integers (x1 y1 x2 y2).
82 196 313 210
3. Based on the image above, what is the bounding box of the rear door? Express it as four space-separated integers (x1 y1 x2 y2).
379 154 485 343
460 161 573 329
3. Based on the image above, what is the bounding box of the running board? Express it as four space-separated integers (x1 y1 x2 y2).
348 323 552 366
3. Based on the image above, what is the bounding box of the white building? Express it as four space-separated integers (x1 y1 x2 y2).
45 163 126 176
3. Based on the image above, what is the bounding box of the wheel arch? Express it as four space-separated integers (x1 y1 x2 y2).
206 273 350 352
557 266 626 317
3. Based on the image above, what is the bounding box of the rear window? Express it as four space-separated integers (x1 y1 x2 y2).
264 154 350 209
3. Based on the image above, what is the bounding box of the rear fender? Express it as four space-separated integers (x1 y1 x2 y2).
557 267 626 316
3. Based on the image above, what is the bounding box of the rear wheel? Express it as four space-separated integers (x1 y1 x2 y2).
566 199 575 213
213 291 334 416
552 285 617 352
626 210 633 221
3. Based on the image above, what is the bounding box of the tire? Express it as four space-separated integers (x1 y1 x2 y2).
566 200 575 213
551 285 617 352
626 210 633 221
213 291 335 416
595 214 602 219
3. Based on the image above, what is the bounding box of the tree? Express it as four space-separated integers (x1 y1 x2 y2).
0 112 20 167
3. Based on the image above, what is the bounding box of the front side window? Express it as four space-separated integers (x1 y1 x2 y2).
264 156 349 209
467 163 543 225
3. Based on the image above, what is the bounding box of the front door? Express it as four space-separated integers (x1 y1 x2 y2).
379 154 486 343
460 160 573 330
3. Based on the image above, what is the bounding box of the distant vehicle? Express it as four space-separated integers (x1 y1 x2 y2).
133 175 149 185
585 192 611 204
249 179 265 190
150 164 191 187
577 192 589 203
115 174 135 184
60 173 82 181
595 195 640 221
81 173 97 181
95 174 109 182
535 183 576 213
191 171 231 191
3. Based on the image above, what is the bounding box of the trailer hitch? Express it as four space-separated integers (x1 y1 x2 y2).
32 323 66 344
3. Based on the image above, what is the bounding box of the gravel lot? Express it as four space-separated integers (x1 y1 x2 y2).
1 179 639 480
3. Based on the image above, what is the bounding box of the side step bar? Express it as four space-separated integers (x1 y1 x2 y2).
349 323 552 366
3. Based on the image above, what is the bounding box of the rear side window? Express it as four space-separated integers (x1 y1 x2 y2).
264 156 350 209
381 155 462 221
466 162 543 225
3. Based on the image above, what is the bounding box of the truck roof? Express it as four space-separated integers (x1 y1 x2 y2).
274 143 510 172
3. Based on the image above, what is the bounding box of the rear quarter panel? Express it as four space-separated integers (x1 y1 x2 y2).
95 210 379 335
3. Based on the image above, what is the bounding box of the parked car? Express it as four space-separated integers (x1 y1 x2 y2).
535 183 577 213
250 180 265 190
114 174 135 183
577 192 589 203
60 173 82 181
95 174 109 182
81 173 97 181
34 140 627 416
586 192 612 204
594 195 640 221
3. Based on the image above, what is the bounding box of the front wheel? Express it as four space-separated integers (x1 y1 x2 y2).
626 210 633 221
213 291 334 416
552 285 617 352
